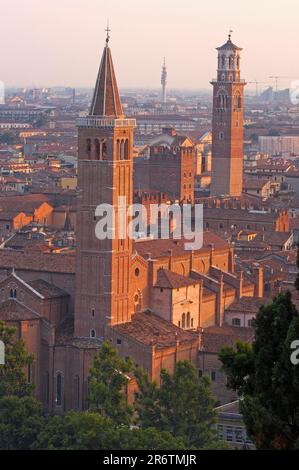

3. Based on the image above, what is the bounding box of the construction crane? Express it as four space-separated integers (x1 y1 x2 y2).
247 80 270 96
269 76 294 92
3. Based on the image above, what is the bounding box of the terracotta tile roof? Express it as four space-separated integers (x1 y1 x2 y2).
0 298 40 321
201 325 254 354
154 269 199 289
28 279 69 299
112 311 198 350
204 207 278 221
0 194 52 213
225 296 269 314
243 178 270 190
135 231 228 260
0 249 75 274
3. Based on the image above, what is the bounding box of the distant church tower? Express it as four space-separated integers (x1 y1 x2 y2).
210 34 246 197
161 58 167 104
75 30 136 339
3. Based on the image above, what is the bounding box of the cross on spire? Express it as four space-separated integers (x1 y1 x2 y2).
105 21 111 46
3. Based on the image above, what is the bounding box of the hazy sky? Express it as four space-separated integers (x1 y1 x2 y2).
1 0 298 91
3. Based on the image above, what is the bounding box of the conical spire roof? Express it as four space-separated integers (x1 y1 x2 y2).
89 35 123 118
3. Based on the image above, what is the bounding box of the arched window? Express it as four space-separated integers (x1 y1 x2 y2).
14 289 17 299
27 364 33 383
90 329 96 338
236 56 240 68
219 131 224 140
191 318 194 328
229 55 234 69
217 93 227 109
124 140 129 160
134 290 141 313
10 288 14 298
235 93 242 109
43 372 49 405
232 318 241 326
56 372 63 407
187 312 191 329
101 139 107 160
74 375 80 410
86 139 91 159
221 55 225 68
120 139 125 160
94 139 100 160
182 313 186 329
117 139 121 159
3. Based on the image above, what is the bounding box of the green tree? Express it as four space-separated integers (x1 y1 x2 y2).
33 411 186 450
0 396 44 450
135 361 217 448
0 321 34 398
88 341 133 425
118 427 187 450
33 412 118 450
219 292 299 449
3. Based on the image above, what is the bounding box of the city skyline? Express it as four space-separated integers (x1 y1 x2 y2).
1 0 298 90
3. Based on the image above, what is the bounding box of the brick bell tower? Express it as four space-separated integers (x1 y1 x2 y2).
210 33 246 197
75 29 136 339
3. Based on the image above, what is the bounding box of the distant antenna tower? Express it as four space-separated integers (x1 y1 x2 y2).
161 58 167 104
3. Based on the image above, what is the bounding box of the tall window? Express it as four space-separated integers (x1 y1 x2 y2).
27 363 33 384
86 139 91 159
94 139 100 160
124 140 129 160
101 140 107 160
187 312 191 328
234 93 242 109
43 372 49 405
217 94 227 109
74 375 80 410
182 313 186 329
56 372 63 407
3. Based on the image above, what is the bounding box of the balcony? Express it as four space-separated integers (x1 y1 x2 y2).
77 117 136 128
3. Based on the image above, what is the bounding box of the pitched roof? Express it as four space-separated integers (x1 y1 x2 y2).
155 269 199 289
28 279 69 299
112 311 198 350
0 298 40 321
225 296 269 314
135 231 228 260
217 36 242 51
201 325 253 353
0 249 75 274
89 41 123 118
